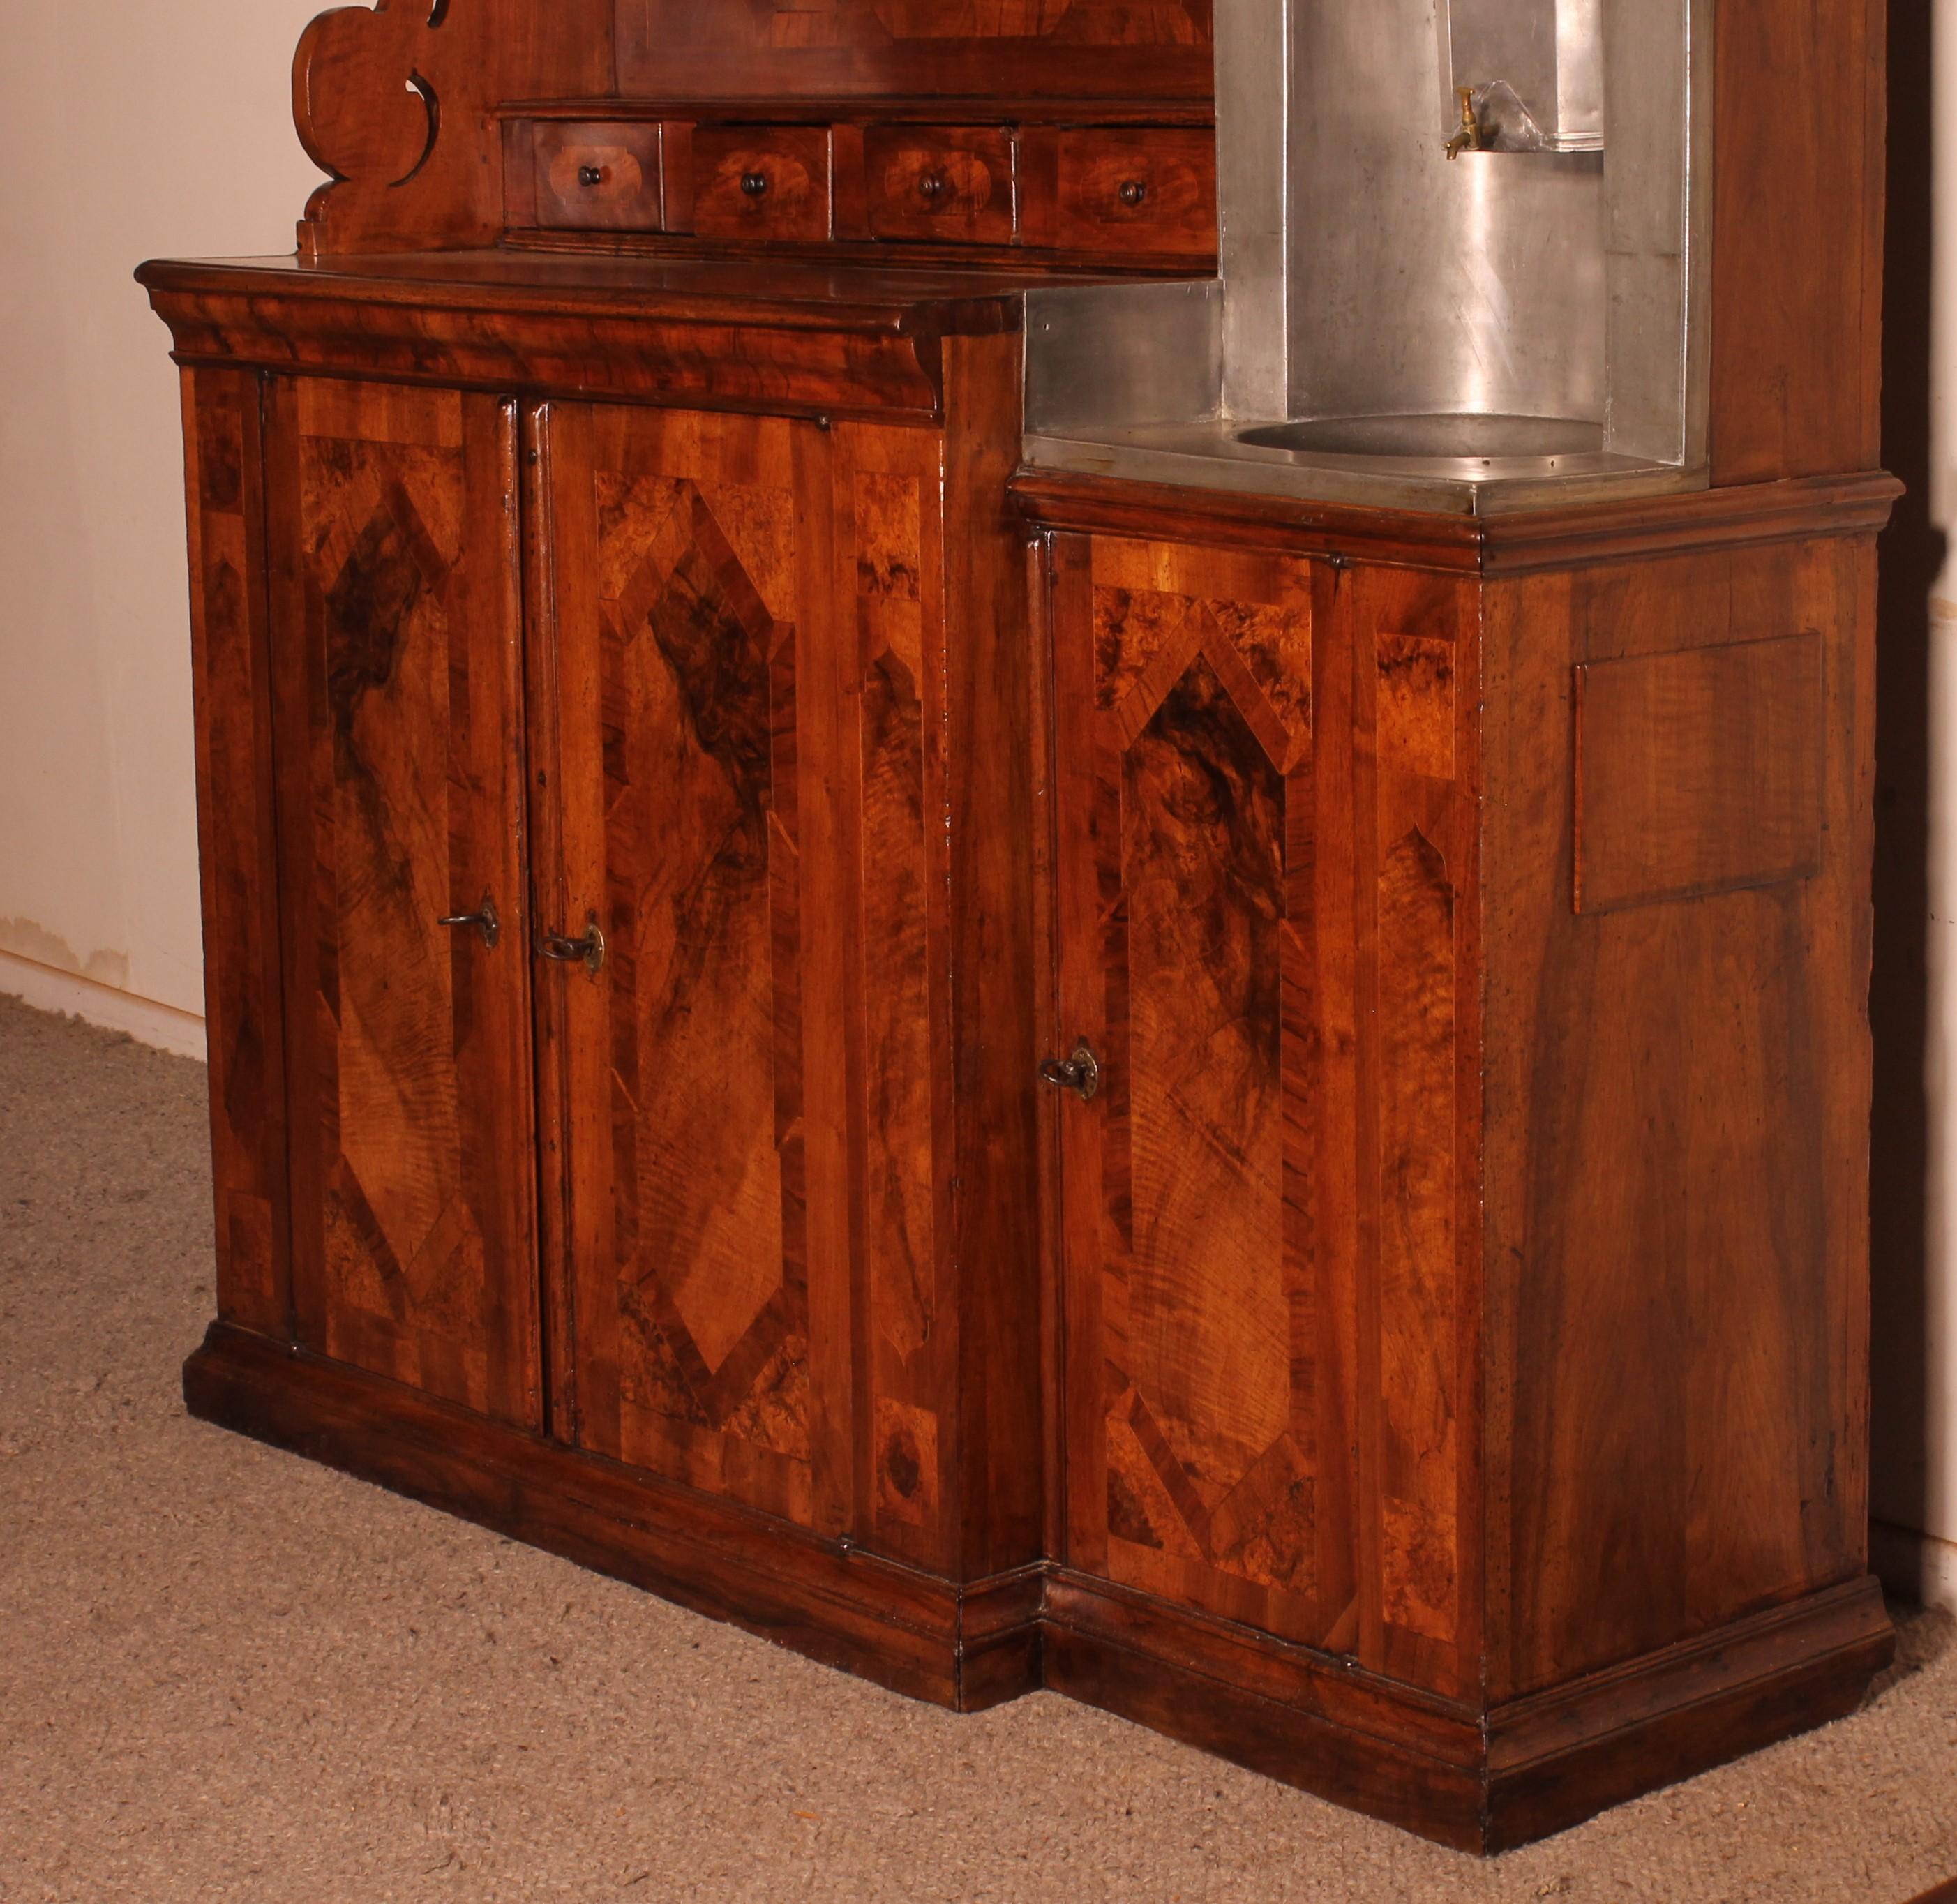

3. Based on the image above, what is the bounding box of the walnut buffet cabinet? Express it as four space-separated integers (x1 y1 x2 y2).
144 0 1898 1852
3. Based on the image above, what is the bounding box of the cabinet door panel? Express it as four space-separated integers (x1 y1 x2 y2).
267 377 539 1426
1050 534 1354 1649
536 404 853 1533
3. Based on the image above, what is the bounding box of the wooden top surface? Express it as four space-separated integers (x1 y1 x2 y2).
1012 466 1903 574
133 250 1107 337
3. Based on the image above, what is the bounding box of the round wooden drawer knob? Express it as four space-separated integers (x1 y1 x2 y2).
1118 179 1148 209
578 165 604 188
740 172 770 197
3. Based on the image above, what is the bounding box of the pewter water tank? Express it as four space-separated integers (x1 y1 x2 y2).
1441 0 1604 153
1269 0 1607 451
1020 0 1708 495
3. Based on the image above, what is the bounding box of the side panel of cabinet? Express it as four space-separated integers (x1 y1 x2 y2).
938 333 1046 1582
1047 532 1357 1650
181 368 290 1338
1482 536 1874 1702
265 377 541 1427
532 403 855 1534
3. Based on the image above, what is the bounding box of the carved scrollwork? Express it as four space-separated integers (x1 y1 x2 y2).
293 1 447 187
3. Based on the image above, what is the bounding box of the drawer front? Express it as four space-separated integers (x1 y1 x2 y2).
692 127 832 241
532 123 664 231
864 126 1016 244
1052 129 1216 257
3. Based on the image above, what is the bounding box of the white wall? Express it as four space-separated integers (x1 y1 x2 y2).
0 3 324 1052
1915 45 1957 1564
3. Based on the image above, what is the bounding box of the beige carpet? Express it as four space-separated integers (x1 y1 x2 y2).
2 991 1955 1903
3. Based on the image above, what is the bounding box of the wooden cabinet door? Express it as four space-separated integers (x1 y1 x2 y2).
1049 534 1481 1692
530 403 857 1535
267 378 541 1427
1046 532 1358 1650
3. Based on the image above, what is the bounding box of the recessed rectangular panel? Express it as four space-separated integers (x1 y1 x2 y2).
1574 633 1824 915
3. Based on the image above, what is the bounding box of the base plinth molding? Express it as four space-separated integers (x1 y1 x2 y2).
184 1324 1894 1853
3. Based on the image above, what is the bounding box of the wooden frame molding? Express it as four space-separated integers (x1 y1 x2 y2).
186 1321 1891 1854
1009 470 1907 576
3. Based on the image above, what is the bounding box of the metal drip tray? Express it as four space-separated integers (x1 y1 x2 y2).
1236 412 1605 463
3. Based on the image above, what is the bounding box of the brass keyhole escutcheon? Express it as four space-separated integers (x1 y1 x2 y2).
1038 1040 1102 1103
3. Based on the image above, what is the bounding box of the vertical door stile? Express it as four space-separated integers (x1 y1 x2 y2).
479 391 543 1430
795 414 863 1547
1049 532 1107 1579
538 400 619 1460
1310 554 1364 1659
1029 528 1070 1568
1346 551 1389 1679
264 374 320 1365
522 396 581 1446
1356 559 1477 1701
843 411 974 1568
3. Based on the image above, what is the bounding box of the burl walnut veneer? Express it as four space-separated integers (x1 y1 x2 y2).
144 0 1896 1854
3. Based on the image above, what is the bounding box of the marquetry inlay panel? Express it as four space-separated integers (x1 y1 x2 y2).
269 376 540 1426
1052 534 1336 1647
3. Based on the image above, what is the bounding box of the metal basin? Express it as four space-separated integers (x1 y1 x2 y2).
1235 412 1605 460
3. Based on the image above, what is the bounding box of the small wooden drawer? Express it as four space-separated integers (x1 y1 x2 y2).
1043 128 1217 258
529 123 664 232
864 126 1016 245
691 127 832 242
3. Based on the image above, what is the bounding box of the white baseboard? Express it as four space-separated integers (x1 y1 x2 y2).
0 950 207 1062
1870 1517 1957 1612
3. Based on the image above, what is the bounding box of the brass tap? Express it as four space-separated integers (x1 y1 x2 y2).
1445 85 1485 160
